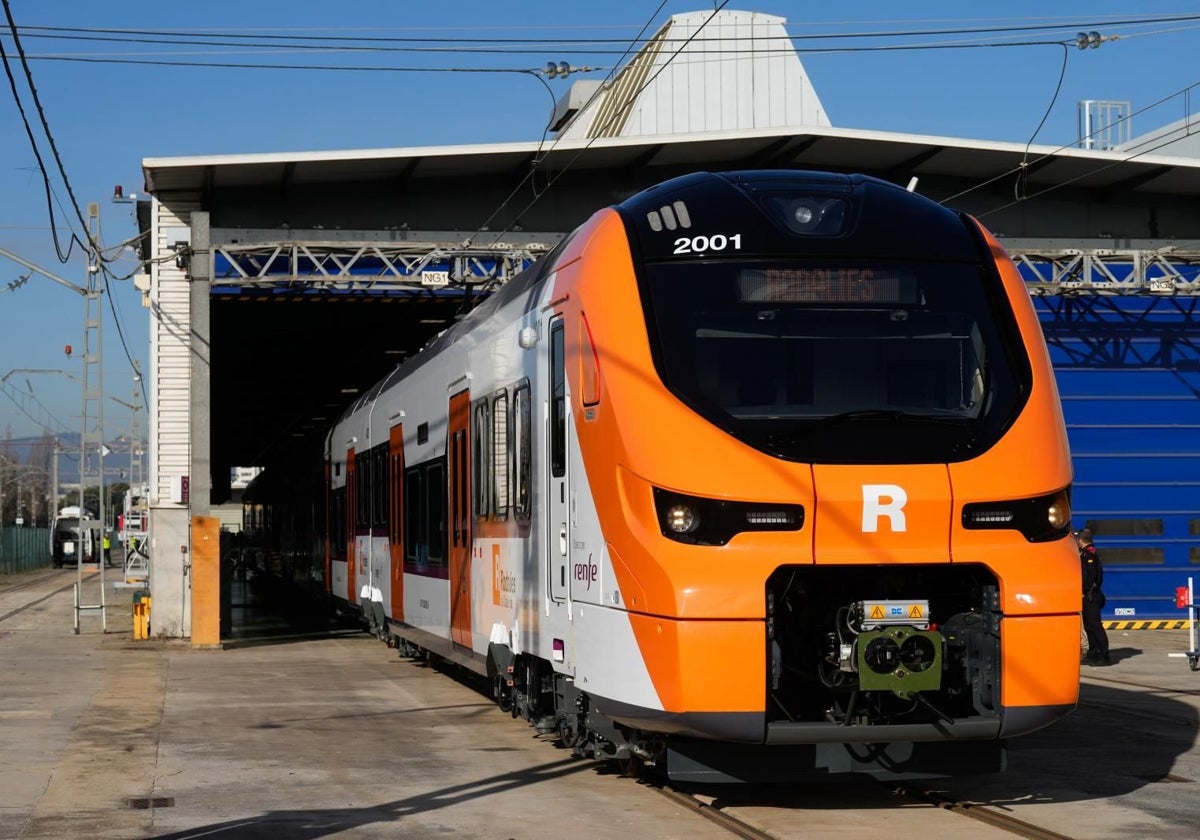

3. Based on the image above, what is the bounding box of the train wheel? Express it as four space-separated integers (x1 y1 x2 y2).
617 753 643 779
496 678 513 714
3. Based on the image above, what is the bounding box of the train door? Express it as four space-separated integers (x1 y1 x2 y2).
323 460 332 598
388 423 405 622
447 390 473 647
346 445 357 606
547 316 569 602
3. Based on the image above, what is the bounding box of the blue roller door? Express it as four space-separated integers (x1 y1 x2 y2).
1036 294 1200 619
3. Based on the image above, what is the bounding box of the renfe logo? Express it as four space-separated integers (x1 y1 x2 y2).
574 554 599 590
492 544 515 608
862 484 908 533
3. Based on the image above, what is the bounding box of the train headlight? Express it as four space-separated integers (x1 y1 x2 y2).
653 488 804 546
962 487 1072 542
763 193 852 236
665 504 699 534
792 201 816 226
1047 494 1070 530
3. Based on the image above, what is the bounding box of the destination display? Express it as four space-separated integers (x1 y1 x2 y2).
737 266 919 304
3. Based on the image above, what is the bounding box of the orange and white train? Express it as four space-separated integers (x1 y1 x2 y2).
323 170 1080 781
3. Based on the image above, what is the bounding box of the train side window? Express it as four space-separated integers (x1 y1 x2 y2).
514 381 531 520
473 399 492 520
493 391 510 519
366 447 374 528
551 320 566 478
355 451 367 529
427 461 447 565
374 444 388 530
405 468 422 563
332 486 347 555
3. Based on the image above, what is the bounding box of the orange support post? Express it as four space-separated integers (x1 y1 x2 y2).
191 515 221 648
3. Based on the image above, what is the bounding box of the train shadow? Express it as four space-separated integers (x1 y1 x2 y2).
146 756 593 839
674 680 1198 811
220 624 367 650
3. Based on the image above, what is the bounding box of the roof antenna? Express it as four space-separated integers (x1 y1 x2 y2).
906 176 919 193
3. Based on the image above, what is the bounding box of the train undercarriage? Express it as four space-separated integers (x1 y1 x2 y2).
379 562 1009 782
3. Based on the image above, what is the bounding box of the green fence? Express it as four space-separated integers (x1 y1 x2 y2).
0 527 51 575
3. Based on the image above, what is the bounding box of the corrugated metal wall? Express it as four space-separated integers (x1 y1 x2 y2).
151 195 200 508
1037 294 1200 619
559 9 830 140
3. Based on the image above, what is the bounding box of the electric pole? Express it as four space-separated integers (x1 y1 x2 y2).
75 203 107 632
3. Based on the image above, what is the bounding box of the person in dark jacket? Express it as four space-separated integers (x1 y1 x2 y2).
1077 528 1111 665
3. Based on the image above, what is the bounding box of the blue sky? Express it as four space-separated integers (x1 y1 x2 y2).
2 0 1200 445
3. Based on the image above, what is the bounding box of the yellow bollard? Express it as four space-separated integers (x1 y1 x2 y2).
132 592 152 640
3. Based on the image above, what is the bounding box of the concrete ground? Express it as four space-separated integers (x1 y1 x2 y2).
1 570 735 839
4 568 1200 839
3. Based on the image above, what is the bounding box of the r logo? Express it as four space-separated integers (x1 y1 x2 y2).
862 484 907 533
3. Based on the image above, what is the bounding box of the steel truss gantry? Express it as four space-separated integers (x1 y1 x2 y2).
1012 247 1200 297
1008 247 1200 370
202 234 1200 297
194 233 1200 369
207 229 563 292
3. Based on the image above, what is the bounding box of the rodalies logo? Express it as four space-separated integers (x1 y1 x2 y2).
492 544 515 608
574 554 599 591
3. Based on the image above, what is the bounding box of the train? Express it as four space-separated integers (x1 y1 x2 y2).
320 170 1081 782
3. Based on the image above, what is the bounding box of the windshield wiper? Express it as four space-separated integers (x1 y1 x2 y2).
760 409 974 451
808 409 969 431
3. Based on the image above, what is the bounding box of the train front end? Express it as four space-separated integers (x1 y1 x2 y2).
565 171 1080 780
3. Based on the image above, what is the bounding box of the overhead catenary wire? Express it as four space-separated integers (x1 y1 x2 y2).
463 0 671 252
6 12 1194 34
1 0 145 400
1015 43 1071 202
6 10 1200 69
976 110 1200 220
0 18 79 262
5 10 1192 319
1 1 93 252
941 77 1200 209
11 12 1200 45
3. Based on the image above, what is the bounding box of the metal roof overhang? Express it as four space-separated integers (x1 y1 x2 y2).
143 127 1200 483
143 125 1200 200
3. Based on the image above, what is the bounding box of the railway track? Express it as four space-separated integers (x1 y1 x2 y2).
0 568 66 595
652 784 776 840
896 786 1076 840
652 777 1081 840
0 570 88 624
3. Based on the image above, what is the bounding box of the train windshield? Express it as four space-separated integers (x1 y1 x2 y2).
643 260 1030 463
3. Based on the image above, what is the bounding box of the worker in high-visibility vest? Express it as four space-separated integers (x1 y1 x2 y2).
103 532 111 566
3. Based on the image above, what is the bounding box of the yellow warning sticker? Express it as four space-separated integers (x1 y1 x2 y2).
909 605 924 619
870 605 884 619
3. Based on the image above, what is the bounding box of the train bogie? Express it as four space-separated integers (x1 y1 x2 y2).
318 170 1081 780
